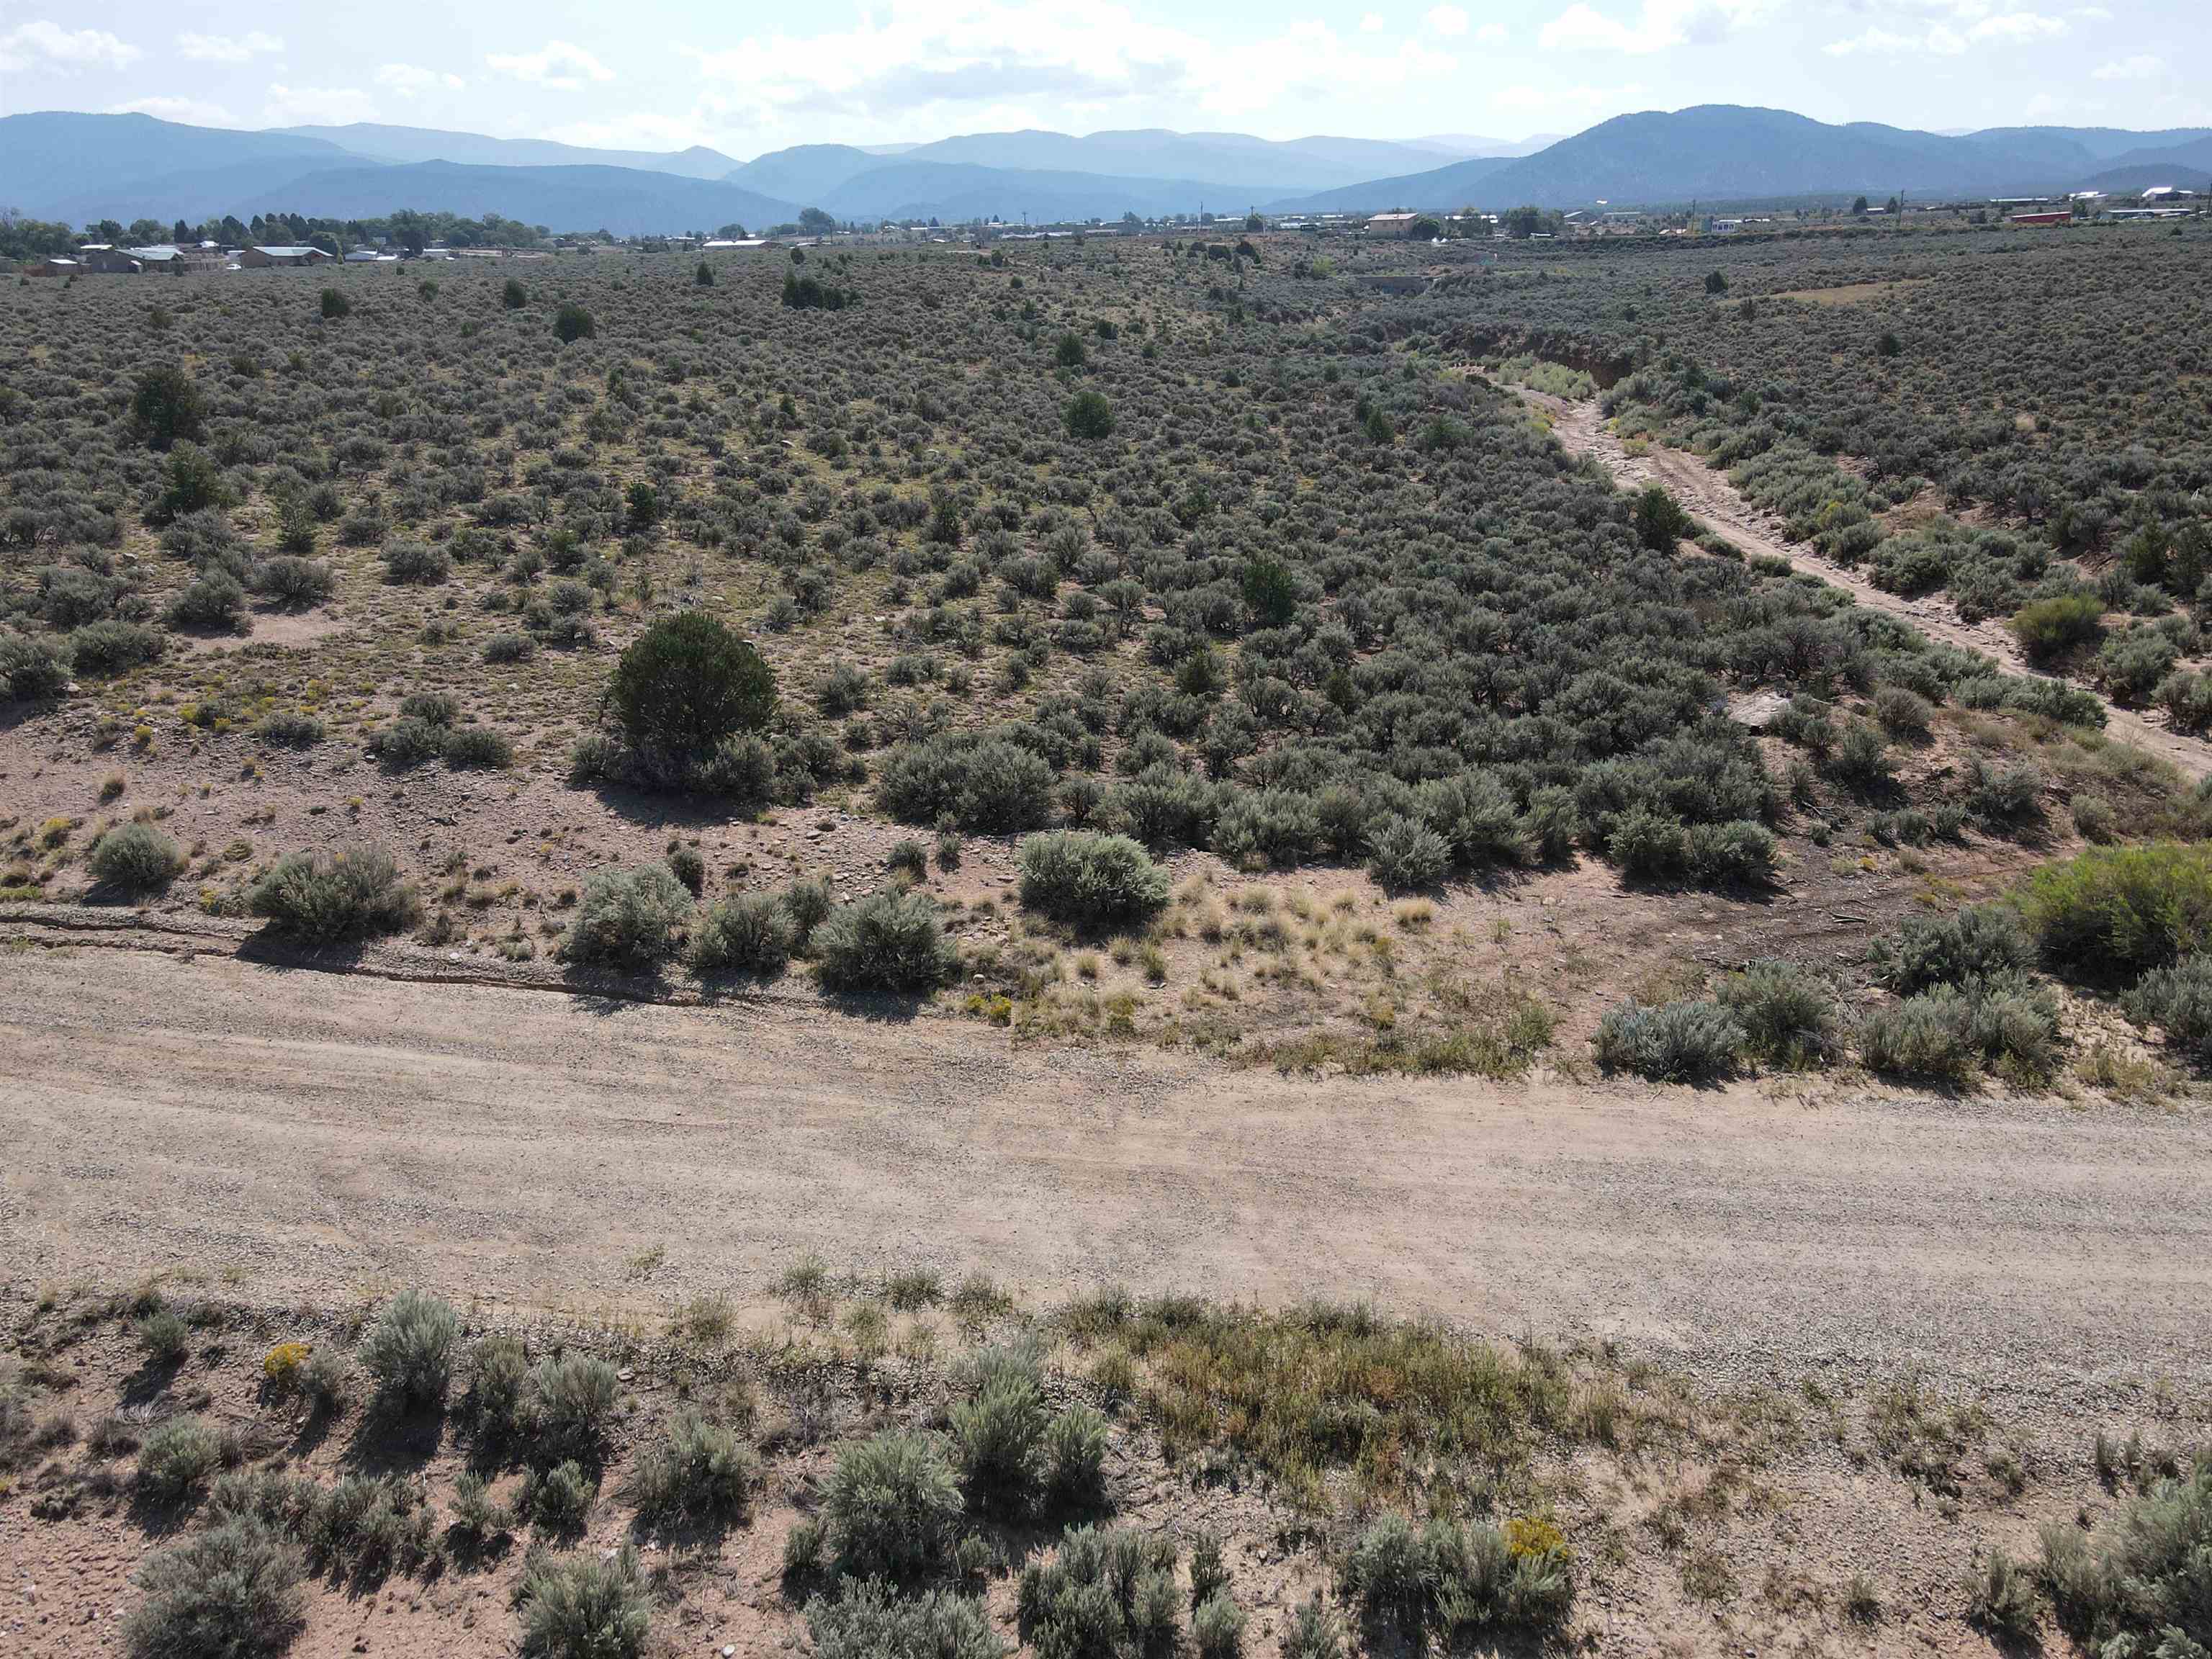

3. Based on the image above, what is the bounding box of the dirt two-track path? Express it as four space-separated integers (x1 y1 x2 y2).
4 944 2209 1407
1519 390 2212 781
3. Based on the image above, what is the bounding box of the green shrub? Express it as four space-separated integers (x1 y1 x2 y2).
168 572 247 631
1632 483 1695 551
1066 388 1116 440
309 1473 436 1576
247 845 419 940
131 362 207 449
1 629 73 700
626 1409 756 1529
2020 842 2212 984
951 1361 1046 1516
137 1414 222 1505
371 715 449 769
2157 670 2212 732
1872 685 1936 736
137 1308 190 1363
689 892 793 976
2124 955 2212 1058
1018 831 1170 928
607 613 775 761
2099 626 2181 705
1858 978 2059 1084
1365 816 1451 893
380 538 449 585
567 865 690 967
1591 999 1747 1082
320 287 350 320
255 710 324 747
518 1544 650 1659
824 1429 963 1582
1041 1405 1109 1515
1965 757 2045 827
1279 1596 1346 1659
359 1290 461 1412
462 1334 531 1449
123 1516 304 1659
2011 592 2104 660
1868 904 2036 994
90 822 182 892
447 1470 513 1555
69 619 165 675
442 726 512 770
1684 820 1776 887
1606 805 1686 876
813 889 959 994
521 1459 595 1536
254 554 333 607
531 1353 620 1464
1017 1525 1181 1658
1964 1549 2042 1642
2038 1454 2210 1652
1716 958 1839 1066
808 1578 1006 1659
1343 1511 1429 1636
553 303 595 344
780 875 835 945
1192 1592 1246 1659
1827 720 1894 791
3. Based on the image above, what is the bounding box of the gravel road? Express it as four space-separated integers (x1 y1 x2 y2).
4 945 2207 1406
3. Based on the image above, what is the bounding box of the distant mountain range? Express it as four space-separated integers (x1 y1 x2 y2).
1268 106 2212 212
4 107 2209 236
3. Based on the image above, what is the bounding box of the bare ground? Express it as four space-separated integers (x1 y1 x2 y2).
4 941 2207 1416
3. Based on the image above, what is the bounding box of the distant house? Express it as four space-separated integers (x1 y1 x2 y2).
1366 212 1421 237
2008 210 2072 227
25 256 79 277
239 245 333 268
343 249 397 263
126 244 188 271
76 245 143 274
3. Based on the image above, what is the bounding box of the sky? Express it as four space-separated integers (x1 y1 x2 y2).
1 0 2206 156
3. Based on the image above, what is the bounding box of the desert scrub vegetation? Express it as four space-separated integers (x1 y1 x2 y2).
87 820 182 893
1592 997 1747 1083
246 845 419 942
1017 830 1170 929
573 612 778 798
565 863 691 967
123 1514 305 1659
812 888 960 994
357 1289 462 1413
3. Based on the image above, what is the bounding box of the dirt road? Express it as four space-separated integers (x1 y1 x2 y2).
1521 390 2212 781
4 944 2207 1401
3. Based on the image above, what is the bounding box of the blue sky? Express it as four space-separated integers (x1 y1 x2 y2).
2 0 2205 155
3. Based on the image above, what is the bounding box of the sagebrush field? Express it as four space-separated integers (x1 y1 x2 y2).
4 220 2211 1659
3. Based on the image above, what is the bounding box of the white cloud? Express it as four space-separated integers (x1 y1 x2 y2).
487 40 614 90
1426 5 1470 35
1970 11 2067 40
0 19 142 73
376 63 466 96
1824 8 2064 53
1360 11 1386 29
109 95 236 127
263 84 378 126
1475 21 1510 41
684 3 1456 136
2090 53 2159 78
176 30 283 63
1539 0 1769 54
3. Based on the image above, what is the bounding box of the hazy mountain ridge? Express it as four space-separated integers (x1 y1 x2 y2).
4 107 2206 236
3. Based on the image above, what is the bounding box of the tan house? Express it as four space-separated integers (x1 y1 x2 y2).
239 245 333 268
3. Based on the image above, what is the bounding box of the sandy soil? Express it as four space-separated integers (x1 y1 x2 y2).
4 942 2207 1413
1520 390 2212 782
